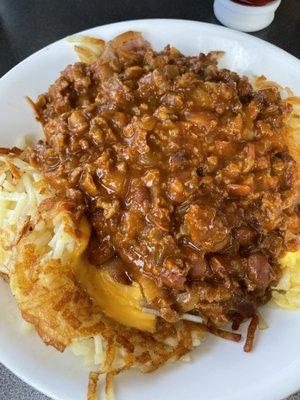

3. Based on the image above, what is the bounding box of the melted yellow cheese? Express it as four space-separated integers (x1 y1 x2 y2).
67 217 156 332
75 259 156 332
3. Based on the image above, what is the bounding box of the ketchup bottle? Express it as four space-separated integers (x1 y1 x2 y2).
214 0 281 32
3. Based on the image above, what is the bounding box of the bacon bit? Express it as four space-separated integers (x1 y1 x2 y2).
244 314 259 352
202 323 242 342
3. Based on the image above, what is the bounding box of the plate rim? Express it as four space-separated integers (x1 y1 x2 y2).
1 18 299 84
0 18 299 400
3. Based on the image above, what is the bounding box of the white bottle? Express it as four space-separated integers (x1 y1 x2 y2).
213 0 282 32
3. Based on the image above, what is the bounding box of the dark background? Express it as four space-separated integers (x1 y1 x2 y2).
0 1 299 399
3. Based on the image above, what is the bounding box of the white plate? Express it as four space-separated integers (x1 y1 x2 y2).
0 19 300 400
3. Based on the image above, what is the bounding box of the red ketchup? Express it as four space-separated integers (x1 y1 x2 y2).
232 0 275 5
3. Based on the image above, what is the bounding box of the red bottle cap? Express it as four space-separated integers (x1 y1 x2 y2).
232 0 276 5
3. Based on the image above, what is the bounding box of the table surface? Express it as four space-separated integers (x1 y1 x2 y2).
0 0 299 399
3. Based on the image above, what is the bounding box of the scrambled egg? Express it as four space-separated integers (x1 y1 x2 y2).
272 251 300 309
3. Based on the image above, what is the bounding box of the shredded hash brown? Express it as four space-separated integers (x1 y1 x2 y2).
0 152 206 399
